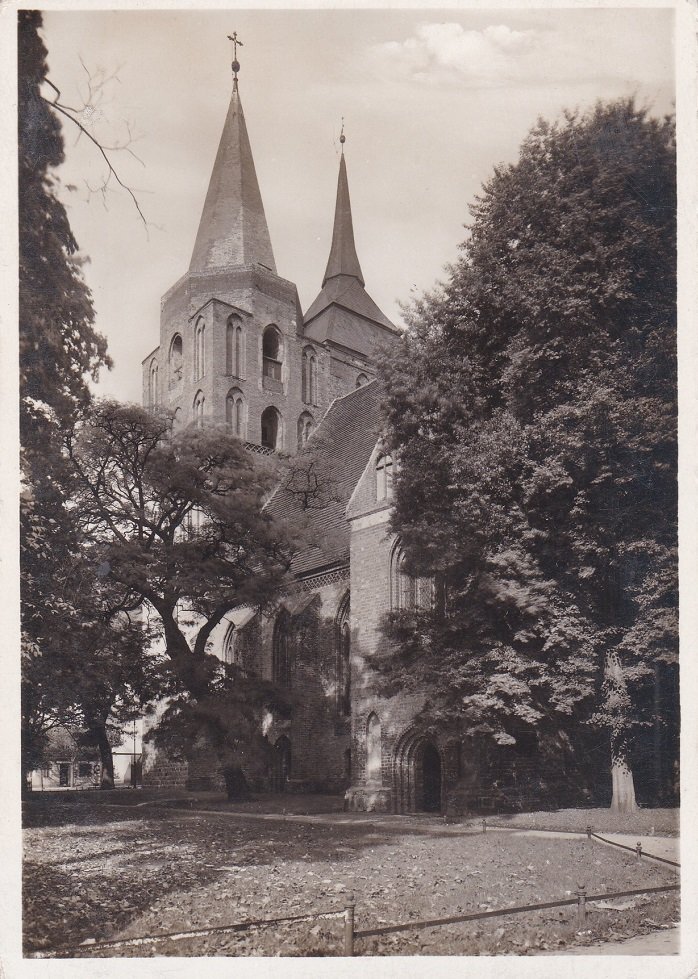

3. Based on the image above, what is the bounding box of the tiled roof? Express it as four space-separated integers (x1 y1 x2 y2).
189 85 276 275
266 380 385 576
303 275 397 338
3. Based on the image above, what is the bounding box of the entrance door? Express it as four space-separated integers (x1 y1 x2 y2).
271 736 291 793
58 763 70 787
421 743 442 812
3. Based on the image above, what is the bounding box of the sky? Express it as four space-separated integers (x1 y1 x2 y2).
38 7 675 404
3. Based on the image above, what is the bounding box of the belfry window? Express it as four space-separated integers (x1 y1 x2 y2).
261 406 281 451
262 326 282 382
356 373 368 388
376 453 393 501
226 389 245 438
226 315 244 378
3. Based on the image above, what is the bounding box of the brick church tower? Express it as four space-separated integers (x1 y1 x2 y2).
141 56 399 451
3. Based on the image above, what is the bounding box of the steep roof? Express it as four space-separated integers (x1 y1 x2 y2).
189 84 276 274
266 381 385 576
323 154 364 287
304 151 398 344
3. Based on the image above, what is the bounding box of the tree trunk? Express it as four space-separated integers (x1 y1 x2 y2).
222 762 251 801
610 736 637 813
605 650 637 813
88 718 115 790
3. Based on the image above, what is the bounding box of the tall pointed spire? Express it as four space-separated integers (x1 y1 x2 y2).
189 46 276 275
322 133 364 287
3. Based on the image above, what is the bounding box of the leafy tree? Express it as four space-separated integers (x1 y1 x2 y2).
66 401 298 795
19 11 112 783
381 99 677 812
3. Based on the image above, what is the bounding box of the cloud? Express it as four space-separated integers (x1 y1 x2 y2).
371 23 538 87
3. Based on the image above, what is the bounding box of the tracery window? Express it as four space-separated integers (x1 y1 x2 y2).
376 452 393 501
391 542 435 612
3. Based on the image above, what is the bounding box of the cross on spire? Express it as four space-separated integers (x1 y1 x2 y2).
227 32 244 85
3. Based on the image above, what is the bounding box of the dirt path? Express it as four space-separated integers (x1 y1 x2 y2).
542 925 679 955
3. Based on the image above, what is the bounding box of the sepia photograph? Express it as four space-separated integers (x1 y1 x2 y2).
6 2 695 973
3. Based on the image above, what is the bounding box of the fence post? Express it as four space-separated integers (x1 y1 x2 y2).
344 891 355 957
576 885 587 928
636 842 642 863
586 824 592 840
482 818 487 833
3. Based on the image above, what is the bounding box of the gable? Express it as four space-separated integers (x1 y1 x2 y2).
265 380 385 576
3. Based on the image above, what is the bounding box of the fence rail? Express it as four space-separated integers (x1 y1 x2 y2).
30 908 346 958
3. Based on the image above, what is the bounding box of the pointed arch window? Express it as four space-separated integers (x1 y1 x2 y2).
226 389 246 439
226 315 244 378
261 406 281 451
169 334 183 389
391 542 435 612
148 360 159 407
272 611 293 688
336 594 351 717
302 347 318 405
262 326 282 382
376 452 394 501
195 319 206 379
297 411 314 449
366 713 382 783
193 390 205 428
223 624 239 666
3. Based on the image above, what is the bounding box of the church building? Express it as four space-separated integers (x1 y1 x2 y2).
140 55 466 814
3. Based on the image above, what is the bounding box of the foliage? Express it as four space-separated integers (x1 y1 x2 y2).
380 99 677 796
19 11 114 778
66 401 299 782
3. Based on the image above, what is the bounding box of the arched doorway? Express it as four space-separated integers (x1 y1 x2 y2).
271 736 291 793
420 743 442 812
393 730 444 814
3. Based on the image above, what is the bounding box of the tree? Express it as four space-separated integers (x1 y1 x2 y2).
381 99 677 812
66 401 299 794
19 11 113 784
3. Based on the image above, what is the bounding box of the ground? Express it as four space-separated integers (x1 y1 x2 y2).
23 792 679 958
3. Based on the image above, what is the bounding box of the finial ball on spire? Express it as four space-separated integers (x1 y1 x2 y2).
232 60 240 74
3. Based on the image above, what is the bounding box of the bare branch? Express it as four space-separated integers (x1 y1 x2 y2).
41 76 149 231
